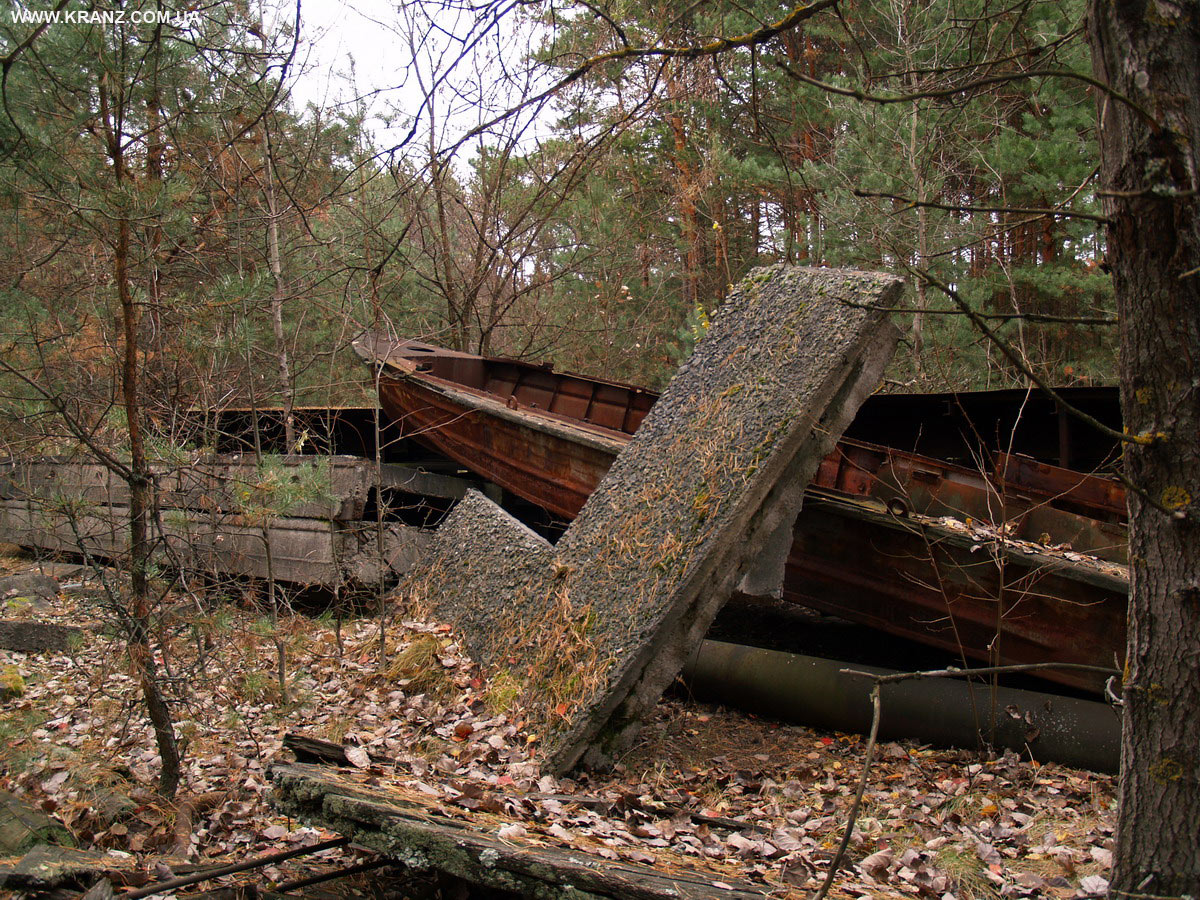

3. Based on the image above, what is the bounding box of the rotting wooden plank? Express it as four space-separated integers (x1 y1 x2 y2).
0 844 178 892
281 731 775 834
409 266 903 773
283 733 395 768
271 763 768 900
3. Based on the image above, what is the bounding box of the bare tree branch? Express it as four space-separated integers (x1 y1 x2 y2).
429 0 839 158
777 61 1159 127
842 301 1116 326
853 188 1112 225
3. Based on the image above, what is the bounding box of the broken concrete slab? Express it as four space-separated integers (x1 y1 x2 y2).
411 265 903 773
411 489 552 667
0 500 428 589
0 456 377 522
0 573 59 613
0 620 86 654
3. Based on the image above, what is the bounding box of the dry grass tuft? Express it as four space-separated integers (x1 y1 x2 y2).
937 846 999 900
384 633 446 692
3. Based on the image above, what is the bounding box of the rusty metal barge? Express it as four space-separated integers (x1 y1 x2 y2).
356 337 1128 694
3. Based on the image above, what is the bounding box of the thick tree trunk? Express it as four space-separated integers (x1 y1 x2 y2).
1086 3 1200 896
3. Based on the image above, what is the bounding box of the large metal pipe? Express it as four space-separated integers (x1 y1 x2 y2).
682 640 1121 772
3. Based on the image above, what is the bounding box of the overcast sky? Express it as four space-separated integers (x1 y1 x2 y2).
287 0 413 133
283 0 552 158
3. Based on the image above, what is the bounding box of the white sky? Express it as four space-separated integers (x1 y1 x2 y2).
285 0 418 145
282 0 555 159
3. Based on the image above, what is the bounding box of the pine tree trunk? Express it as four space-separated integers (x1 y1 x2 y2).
101 77 182 801
260 26 295 452
1087 3 1200 895
117 182 182 803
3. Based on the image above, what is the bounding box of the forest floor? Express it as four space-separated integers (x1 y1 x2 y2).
0 550 1117 899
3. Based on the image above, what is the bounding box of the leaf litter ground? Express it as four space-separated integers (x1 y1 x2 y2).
0 551 1116 898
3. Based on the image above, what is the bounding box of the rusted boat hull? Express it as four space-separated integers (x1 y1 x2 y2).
378 378 623 521
783 496 1127 689
361 338 1128 692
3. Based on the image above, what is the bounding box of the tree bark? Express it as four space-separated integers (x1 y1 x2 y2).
1086 3 1200 895
260 25 295 452
99 74 182 802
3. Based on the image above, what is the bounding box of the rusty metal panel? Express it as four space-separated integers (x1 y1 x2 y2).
806 440 1127 561
379 379 618 520
782 496 1127 693
844 385 1122 472
366 338 1125 553
365 335 1132 695
995 452 1126 522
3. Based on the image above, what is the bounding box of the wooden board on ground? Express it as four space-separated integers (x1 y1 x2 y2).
271 762 768 900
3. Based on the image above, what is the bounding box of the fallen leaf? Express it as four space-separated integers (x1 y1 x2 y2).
860 848 893 876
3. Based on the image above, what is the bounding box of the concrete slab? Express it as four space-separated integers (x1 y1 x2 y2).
0 500 428 588
412 265 903 773
0 620 85 654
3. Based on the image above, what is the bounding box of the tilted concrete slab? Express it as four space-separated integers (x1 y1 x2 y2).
412 266 903 773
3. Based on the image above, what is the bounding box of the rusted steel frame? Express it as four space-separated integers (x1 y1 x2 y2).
364 338 1126 530
814 441 1127 562
375 368 1129 692
371 339 1124 497
820 439 1126 524
358 338 1131 692
994 451 1126 522
210 405 403 459
361 338 657 437
844 385 1122 473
